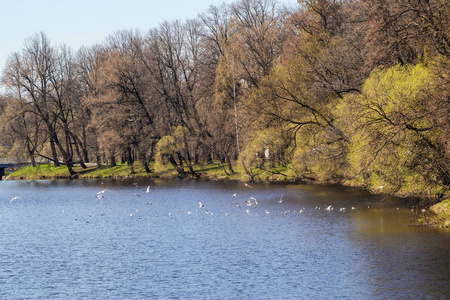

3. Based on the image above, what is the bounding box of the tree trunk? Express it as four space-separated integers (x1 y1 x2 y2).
73 140 87 169
82 126 89 163
26 142 37 167
96 155 102 168
224 151 234 174
50 136 60 167
109 150 116 167
127 145 134 173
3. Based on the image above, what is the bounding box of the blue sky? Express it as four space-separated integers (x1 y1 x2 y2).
1 0 294 73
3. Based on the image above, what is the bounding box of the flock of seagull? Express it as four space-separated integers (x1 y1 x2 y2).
6 180 421 223
68 182 374 223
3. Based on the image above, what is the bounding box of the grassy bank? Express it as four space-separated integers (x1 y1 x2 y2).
427 200 450 227
8 161 292 182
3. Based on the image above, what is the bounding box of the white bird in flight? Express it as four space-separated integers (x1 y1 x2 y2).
244 183 253 188
10 196 21 203
96 189 107 199
1 174 12 183
146 186 151 194
97 189 108 195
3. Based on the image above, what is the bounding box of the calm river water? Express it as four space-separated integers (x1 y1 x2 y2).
1 179 449 299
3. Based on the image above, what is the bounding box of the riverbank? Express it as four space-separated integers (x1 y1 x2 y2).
421 200 450 227
7 162 450 227
7 162 292 182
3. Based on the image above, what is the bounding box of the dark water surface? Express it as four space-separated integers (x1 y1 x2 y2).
1 179 449 299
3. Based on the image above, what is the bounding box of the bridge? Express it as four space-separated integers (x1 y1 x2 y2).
0 163 15 180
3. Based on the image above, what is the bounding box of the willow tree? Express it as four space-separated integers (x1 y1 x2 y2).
242 0 364 181
346 63 450 198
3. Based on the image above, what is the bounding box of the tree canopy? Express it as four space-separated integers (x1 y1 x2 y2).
1 0 449 201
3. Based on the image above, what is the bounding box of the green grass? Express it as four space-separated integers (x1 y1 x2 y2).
9 161 300 183
9 161 239 180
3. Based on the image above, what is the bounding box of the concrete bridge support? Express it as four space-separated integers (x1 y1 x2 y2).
0 164 15 180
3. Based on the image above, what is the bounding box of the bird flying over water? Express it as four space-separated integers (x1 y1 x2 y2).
246 197 258 207
199 202 204 209
96 189 108 199
232 202 242 210
1 174 11 183
244 183 253 188
10 196 21 203
146 186 151 194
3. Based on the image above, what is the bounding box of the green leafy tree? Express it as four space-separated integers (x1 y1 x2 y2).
346 63 450 197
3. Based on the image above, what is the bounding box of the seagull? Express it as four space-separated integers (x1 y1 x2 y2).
97 189 108 195
279 196 283 203
233 203 242 210
199 202 204 209
265 210 270 214
146 186 151 194
1 174 12 183
246 197 258 207
340 208 346 212
232 193 237 197
325 205 333 211
10 196 21 203
96 189 107 199
244 183 253 189
132 194 141 197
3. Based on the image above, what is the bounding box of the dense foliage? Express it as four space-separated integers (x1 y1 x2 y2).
1 0 449 201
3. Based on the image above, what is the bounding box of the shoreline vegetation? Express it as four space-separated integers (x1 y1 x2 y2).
6 161 450 228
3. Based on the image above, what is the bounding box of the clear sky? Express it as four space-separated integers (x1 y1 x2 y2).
1 0 272 73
